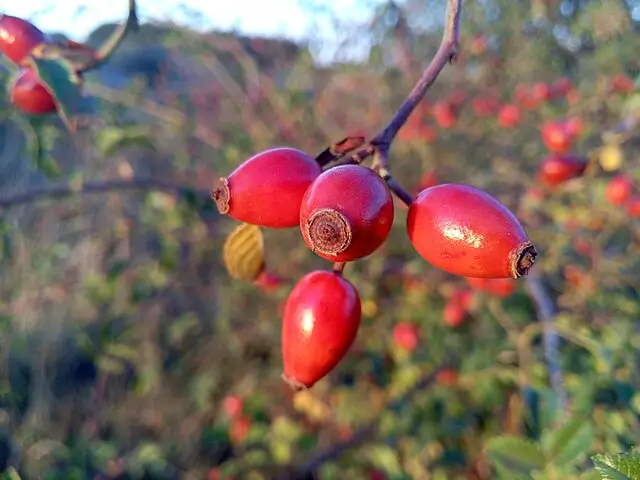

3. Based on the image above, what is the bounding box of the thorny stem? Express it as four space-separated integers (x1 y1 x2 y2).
0 178 210 210
75 0 139 73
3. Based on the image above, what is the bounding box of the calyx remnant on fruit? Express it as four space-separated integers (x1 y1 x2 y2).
305 208 353 256
510 241 537 278
211 177 230 214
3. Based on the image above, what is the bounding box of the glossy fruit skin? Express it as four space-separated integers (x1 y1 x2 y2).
10 68 56 114
281 271 361 389
300 165 394 262
606 175 634 206
541 120 574 154
392 323 420 351
212 147 322 228
0 14 46 64
406 184 536 278
538 153 586 187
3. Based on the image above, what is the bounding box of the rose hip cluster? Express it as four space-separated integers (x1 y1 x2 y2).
0 14 58 114
212 146 537 389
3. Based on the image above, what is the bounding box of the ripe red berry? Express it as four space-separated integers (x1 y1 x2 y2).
229 416 252 443
541 120 574 153
212 147 322 228
300 165 393 262
444 301 466 327
392 322 420 351
551 77 573 97
281 270 361 389
253 270 284 292
436 368 459 385
531 82 551 103
606 175 635 206
611 73 635 94
433 101 457 128
10 68 57 114
538 153 587 187
626 196 640 217
466 277 516 298
222 395 244 418
0 14 46 64
406 184 536 278
497 104 521 128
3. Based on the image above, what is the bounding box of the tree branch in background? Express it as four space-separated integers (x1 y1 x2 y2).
284 364 448 479
524 272 568 418
0 178 210 211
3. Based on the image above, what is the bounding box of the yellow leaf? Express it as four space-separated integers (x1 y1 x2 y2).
599 143 624 172
222 223 265 281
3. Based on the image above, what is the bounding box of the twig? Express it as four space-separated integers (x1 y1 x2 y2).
524 272 567 419
370 0 462 161
76 0 139 73
284 363 449 479
0 178 210 210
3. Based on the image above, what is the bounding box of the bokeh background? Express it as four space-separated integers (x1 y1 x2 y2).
0 0 640 479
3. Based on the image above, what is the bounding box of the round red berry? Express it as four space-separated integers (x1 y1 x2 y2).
10 68 57 114
538 153 586 187
300 165 394 262
605 175 635 206
0 14 46 64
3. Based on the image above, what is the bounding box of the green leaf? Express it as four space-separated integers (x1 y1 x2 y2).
592 452 640 480
485 436 545 479
544 417 594 465
96 125 156 157
26 56 92 131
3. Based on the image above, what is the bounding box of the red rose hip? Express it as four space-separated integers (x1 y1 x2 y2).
406 184 536 278
538 153 587 187
281 270 361 389
211 147 322 228
605 175 635 206
300 165 394 262
0 14 46 64
10 68 57 114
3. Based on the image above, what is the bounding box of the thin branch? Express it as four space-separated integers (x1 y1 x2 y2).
0 178 210 210
345 0 463 168
524 272 567 419
371 0 462 158
284 363 449 479
76 0 139 73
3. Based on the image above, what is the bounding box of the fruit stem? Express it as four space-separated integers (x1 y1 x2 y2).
332 262 346 275
377 165 413 207
75 0 139 73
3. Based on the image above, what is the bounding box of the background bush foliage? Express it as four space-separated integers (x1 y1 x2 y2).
0 0 639 478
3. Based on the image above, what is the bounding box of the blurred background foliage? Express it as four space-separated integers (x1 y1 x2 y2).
0 0 639 478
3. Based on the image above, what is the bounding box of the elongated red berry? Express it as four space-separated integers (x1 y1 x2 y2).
300 165 393 262
406 184 536 278
10 68 56 114
281 270 361 389
212 147 322 228
538 153 587 187
0 14 46 64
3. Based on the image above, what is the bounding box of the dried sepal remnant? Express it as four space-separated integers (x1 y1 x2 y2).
304 208 353 257
211 177 231 214
511 241 538 278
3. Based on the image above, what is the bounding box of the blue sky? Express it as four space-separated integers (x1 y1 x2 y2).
5 0 383 42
